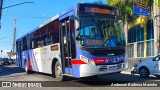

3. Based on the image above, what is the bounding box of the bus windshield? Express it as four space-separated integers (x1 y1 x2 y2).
78 17 126 48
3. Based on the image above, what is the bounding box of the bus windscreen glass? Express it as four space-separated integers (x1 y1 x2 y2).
79 17 126 48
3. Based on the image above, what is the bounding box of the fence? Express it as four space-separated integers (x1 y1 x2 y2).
127 39 154 59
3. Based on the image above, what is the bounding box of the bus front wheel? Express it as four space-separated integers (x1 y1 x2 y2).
54 61 65 81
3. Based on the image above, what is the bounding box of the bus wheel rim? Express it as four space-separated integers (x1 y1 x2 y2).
25 63 28 71
56 65 62 78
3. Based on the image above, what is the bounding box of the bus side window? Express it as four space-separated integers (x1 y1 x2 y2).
53 34 59 43
22 37 28 51
27 37 30 50
38 35 46 47
45 35 53 45
31 40 34 49
20 41 23 51
16 41 19 51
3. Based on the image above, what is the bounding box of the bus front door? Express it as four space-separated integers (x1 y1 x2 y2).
60 18 73 74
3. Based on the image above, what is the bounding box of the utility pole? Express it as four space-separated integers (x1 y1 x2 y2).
12 18 16 53
154 0 160 55
0 0 3 29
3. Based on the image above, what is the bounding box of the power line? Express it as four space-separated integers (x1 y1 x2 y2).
2 2 34 9
1 1 34 28
2 0 11 24
0 37 7 39
5 14 50 19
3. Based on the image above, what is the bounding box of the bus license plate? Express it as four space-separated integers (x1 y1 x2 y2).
108 65 117 70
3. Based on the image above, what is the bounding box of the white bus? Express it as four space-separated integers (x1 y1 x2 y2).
16 3 128 81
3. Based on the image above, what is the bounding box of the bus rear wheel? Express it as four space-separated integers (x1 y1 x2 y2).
24 61 32 74
54 61 65 81
155 75 160 79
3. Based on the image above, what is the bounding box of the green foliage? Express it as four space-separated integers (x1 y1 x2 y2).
7 52 16 58
107 0 134 23
107 0 153 23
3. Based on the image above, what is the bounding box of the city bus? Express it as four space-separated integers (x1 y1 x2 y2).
16 3 128 81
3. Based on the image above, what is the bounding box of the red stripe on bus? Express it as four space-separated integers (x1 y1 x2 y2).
72 60 87 64
28 54 32 70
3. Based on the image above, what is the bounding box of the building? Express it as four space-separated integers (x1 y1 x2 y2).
107 0 160 70
127 0 160 59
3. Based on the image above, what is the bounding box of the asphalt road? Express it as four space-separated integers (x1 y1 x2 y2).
0 64 160 90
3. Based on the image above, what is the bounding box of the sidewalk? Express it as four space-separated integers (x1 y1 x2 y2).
121 68 133 75
121 70 131 75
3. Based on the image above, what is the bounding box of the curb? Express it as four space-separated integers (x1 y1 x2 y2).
121 71 131 75
121 68 134 75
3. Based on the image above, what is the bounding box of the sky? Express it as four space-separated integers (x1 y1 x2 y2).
0 0 107 52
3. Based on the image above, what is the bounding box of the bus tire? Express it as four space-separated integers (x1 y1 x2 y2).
116 71 121 74
55 61 65 81
155 75 160 79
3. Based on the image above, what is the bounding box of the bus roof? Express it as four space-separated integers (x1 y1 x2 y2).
16 3 117 41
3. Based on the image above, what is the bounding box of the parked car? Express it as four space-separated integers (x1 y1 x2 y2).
1 58 11 65
9 59 16 64
0 59 3 66
131 55 160 78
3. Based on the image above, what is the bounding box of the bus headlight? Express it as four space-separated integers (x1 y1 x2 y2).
80 55 95 65
88 59 95 65
80 55 88 63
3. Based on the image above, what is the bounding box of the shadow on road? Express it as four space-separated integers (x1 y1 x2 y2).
0 65 159 87
72 73 159 86
0 64 24 77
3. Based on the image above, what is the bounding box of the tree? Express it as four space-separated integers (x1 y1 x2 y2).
7 52 15 59
107 0 153 43
107 0 154 57
107 0 134 44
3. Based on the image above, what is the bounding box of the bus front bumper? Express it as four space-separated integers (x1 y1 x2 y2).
80 62 128 77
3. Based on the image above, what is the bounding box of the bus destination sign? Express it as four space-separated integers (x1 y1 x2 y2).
85 7 114 15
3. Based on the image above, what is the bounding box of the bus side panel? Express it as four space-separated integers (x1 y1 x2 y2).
22 50 39 72
41 46 49 74
16 52 20 67
19 43 61 74
30 50 39 71
41 43 61 74
32 48 42 72
70 42 83 78
72 65 80 78
21 51 28 69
